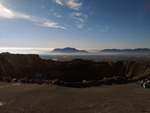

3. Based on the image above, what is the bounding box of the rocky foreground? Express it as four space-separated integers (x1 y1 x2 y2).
0 52 150 88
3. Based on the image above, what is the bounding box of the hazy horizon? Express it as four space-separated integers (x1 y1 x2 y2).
1 47 150 55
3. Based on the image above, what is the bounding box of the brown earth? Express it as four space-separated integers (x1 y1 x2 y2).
0 82 150 113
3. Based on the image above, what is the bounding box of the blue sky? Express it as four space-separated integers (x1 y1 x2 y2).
0 0 150 50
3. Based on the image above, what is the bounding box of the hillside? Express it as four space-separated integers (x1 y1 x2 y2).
0 53 150 85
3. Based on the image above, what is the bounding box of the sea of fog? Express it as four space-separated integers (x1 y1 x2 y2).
1 48 150 61
40 53 150 61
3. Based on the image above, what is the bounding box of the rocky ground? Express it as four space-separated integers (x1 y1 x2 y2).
0 82 150 113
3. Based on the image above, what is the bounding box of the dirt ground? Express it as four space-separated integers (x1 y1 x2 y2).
0 82 150 113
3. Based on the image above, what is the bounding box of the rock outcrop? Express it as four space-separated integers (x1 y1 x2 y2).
0 52 55 79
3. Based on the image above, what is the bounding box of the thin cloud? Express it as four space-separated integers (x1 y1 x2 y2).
88 28 92 31
71 12 82 16
71 12 84 22
53 0 85 28
53 13 62 18
71 12 88 28
99 26 110 32
0 4 15 18
49 8 54 11
37 21 65 29
41 5 46 8
54 0 82 10
84 14 88 18
65 0 82 10
0 4 65 29
71 12 88 22
55 0 64 6
73 17 84 22
0 4 30 19
76 23 84 28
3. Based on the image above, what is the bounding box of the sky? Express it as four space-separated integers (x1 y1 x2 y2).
0 0 150 51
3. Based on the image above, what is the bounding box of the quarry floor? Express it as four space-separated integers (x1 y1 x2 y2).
0 82 150 113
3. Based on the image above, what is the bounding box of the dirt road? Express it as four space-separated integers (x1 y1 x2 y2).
0 82 150 113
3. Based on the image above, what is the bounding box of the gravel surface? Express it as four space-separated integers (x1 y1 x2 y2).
0 82 150 113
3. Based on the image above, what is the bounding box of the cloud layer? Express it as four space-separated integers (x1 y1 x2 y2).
0 4 65 29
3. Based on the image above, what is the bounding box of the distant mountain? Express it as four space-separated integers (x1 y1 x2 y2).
52 47 88 53
100 48 150 52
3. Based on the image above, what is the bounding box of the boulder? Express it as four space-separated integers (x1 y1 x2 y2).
143 80 150 88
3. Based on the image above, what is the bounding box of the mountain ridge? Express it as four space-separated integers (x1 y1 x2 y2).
52 47 88 53
100 48 150 52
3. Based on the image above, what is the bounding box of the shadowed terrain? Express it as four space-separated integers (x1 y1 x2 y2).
0 53 150 84
0 82 150 113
